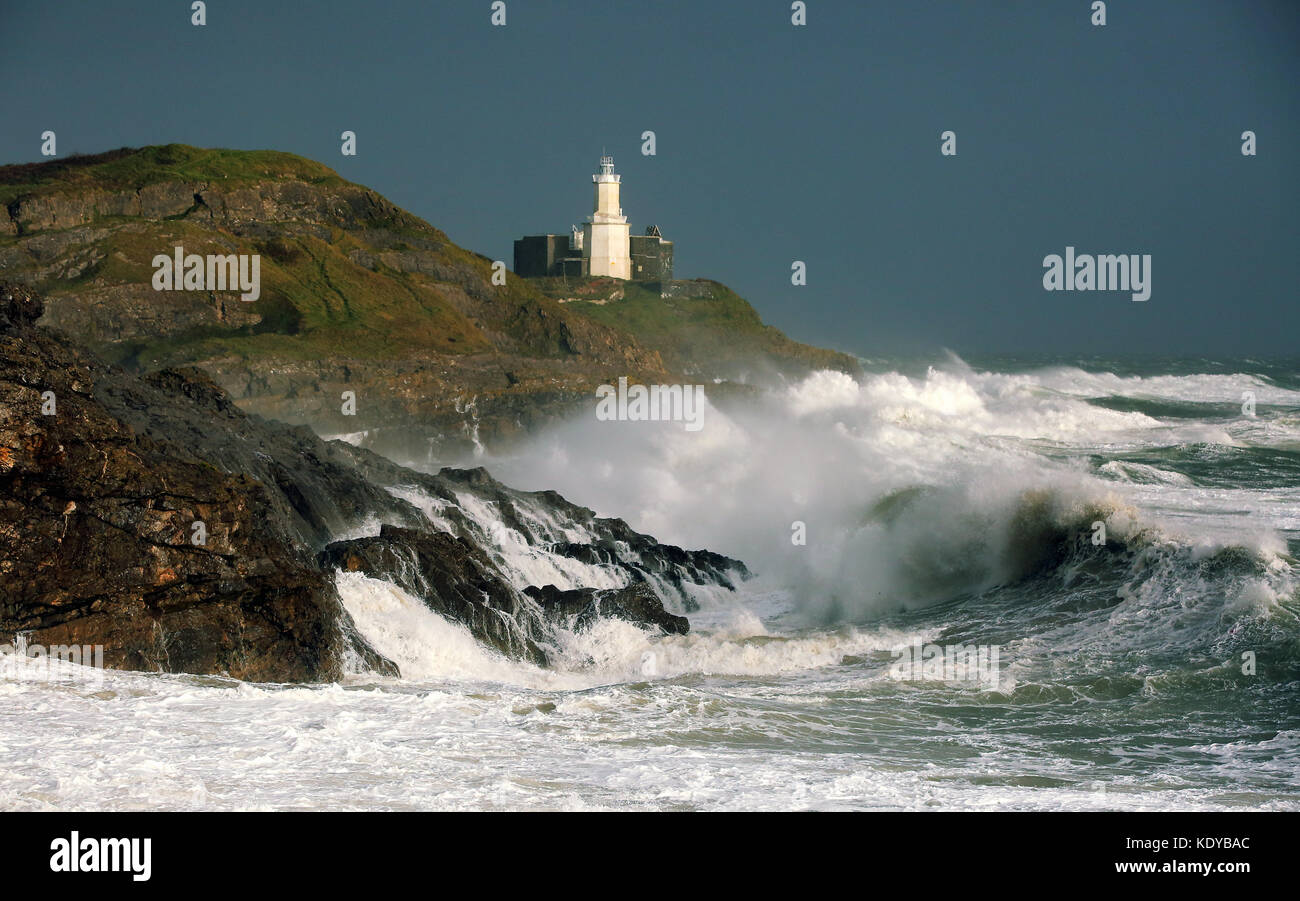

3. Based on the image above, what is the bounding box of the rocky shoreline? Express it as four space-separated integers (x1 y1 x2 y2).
0 283 748 682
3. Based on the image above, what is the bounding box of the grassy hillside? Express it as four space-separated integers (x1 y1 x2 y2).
1 145 613 368
0 144 345 202
552 279 857 377
0 145 857 455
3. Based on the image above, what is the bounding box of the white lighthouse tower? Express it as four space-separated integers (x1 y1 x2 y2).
582 154 632 280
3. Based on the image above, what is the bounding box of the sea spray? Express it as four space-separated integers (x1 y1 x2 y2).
6 354 1298 811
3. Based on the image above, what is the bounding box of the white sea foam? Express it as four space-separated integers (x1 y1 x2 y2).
1029 367 1300 405
335 570 924 688
4 358 1296 812
471 361 1298 626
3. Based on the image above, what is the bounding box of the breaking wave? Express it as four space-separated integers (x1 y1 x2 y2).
335 354 1298 691
12 353 1299 811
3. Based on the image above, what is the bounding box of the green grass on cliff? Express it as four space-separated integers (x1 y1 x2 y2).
2 144 854 379
566 280 856 375
106 227 500 369
0 145 344 206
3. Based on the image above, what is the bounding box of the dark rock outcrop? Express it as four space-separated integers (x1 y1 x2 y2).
0 282 42 329
326 457 748 614
320 524 699 668
525 583 690 636
322 525 551 665
0 283 748 681
0 282 391 681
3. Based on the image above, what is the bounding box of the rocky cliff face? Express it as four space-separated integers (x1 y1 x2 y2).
0 283 748 682
0 283 377 680
1 145 858 461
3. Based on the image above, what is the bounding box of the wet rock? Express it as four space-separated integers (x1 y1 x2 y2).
1 281 749 681
0 282 43 328
525 583 690 635
0 310 390 681
321 525 550 665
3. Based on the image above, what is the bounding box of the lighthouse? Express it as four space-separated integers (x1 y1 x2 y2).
513 153 672 282
582 154 632 280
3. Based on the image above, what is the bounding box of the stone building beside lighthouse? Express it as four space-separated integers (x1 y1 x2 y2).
514 154 673 281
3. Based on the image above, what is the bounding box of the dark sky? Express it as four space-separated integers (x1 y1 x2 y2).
1 0 1296 357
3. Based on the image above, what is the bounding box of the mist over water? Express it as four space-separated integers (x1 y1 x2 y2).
479 354 1300 626
4 353 1298 810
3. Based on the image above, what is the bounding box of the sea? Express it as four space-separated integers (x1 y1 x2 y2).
3 353 1297 810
